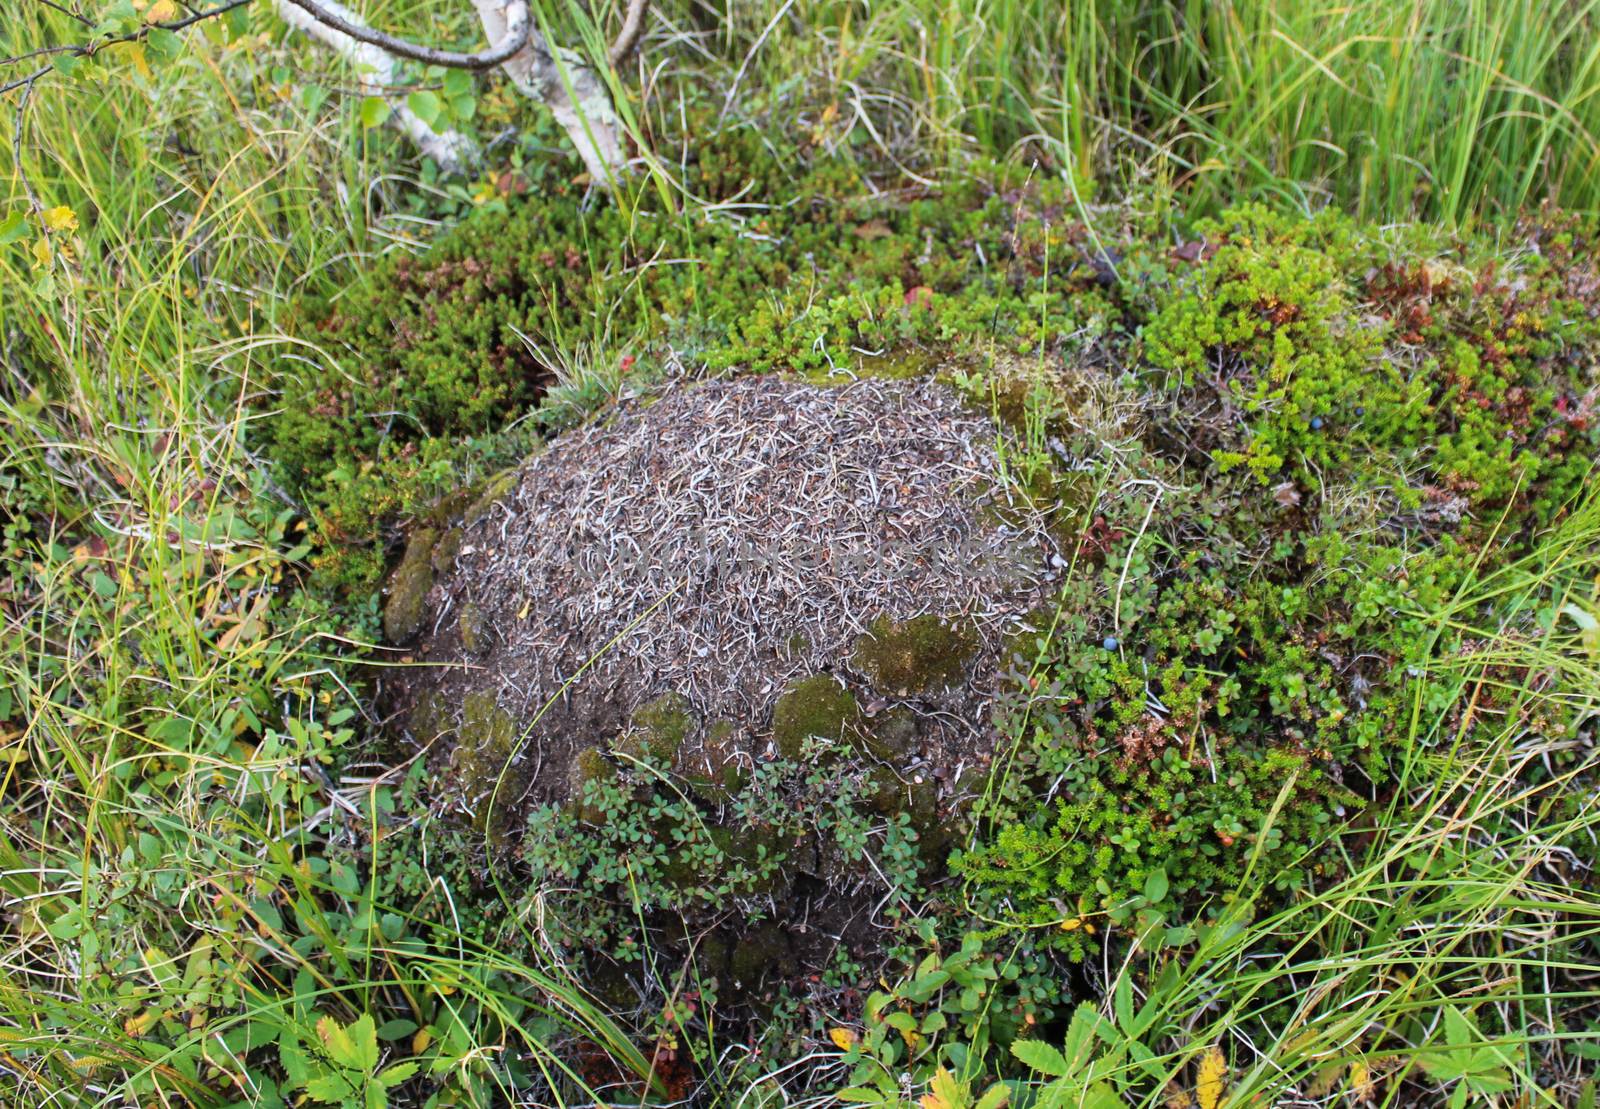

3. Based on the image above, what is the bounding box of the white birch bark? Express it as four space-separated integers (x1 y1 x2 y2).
273 0 480 174
275 0 629 183
469 0 627 184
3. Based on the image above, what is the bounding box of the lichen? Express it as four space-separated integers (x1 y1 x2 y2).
852 614 979 696
770 674 860 758
383 527 439 644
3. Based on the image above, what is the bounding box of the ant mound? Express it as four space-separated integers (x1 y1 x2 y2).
381 373 1062 986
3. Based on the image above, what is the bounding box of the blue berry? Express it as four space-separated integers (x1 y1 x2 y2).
1310 416 1324 430
1102 636 1119 650
1354 406 1365 417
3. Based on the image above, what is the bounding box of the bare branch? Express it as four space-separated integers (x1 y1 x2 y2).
276 0 531 70
1 67 50 98
31 0 94 30
607 0 647 67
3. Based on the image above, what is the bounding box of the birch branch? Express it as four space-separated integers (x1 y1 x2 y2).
273 0 479 173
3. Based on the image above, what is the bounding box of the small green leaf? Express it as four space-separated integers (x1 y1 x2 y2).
359 96 390 129
145 27 182 64
448 95 476 122
405 91 442 130
51 53 84 78
442 69 473 98
1143 867 1169 903
375 1019 417 1042
0 212 27 246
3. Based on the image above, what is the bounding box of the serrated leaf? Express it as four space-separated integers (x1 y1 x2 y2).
304 1072 355 1102
442 69 472 97
974 1083 1010 1109
921 1066 962 1109
316 1014 362 1071
377 1060 418 1087
1011 1038 1072 1078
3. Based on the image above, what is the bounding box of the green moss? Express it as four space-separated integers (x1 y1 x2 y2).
458 601 486 653
729 921 797 989
770 674 860 758
452 689 518 841
852 615 979 696
567 747 617 825
858 707 919 761
625 692 695 764
382 527 438 644
430 526 463 574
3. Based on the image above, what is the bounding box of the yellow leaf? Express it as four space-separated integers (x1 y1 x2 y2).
123 1009 161 1037
828 1027 858 1051
1195 1044 1227 1109
1058 918 1081 931
1348 1060 1373 1100
145 0 178 20
30 238 51 268
921 1066 962 1109
41 206 78 232
412 1026 432 1054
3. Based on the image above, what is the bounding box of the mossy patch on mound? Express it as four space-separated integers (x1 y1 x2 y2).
853 615 980 696
770 674 861 758
382 526 439 644
451 690 518 841
624 692 695 764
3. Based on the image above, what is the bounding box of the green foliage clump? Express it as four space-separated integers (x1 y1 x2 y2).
952 206 1600 986
269 139 1117 591
516 740 926 973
